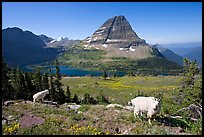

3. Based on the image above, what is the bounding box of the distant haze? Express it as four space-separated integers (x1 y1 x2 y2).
161 42 202 49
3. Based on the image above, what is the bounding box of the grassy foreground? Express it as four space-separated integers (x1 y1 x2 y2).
2 76 202 135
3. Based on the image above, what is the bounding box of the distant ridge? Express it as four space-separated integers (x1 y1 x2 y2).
2 27 59 67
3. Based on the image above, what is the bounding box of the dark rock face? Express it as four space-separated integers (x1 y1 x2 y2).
82 15 163 60
88 15 146 48
38 34 54 43
2 27 59 67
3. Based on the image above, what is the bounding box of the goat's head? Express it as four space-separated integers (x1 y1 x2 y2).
128 101 132 106
44 89 49 94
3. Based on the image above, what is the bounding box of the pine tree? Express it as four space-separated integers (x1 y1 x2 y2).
10 69 18 99
83 93 90 104
42 72 49 90
2 57 14 100
113 72 117 78
103 70 108 79
72 94 80 104
24 72 35 100
53 60 66 104
65 86 71 103
49 68 55 102
15 67 26 99
33 68 43 92
178 58 201 105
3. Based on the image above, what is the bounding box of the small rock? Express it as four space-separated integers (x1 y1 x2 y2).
67 104 81 110
2 119 8 125
2 116 8 125
4 101 15 106
43 101 58 105
77 111 83 114
7 115 14 121
25 101 33 104
105 104 123 108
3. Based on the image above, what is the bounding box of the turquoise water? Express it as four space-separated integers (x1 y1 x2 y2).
20 66 126 77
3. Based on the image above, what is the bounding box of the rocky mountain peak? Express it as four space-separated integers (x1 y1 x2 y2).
83 15 147 49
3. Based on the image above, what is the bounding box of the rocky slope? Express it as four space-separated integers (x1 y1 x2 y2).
152 44 184 66
81 15 163 59
46 37 80 49
2 100 195 135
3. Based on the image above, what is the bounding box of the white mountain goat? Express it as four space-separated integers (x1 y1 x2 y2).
128 96 161 124
33 89 49 103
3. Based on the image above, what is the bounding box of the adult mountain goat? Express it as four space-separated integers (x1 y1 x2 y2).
33 89 49 103
128 96 161 124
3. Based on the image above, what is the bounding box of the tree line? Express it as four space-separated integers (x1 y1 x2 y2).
2 57 109 105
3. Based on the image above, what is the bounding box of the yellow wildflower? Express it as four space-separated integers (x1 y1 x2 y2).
105 131 110 135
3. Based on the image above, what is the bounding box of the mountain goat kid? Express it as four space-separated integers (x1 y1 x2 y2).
128 96 161 124
33 89 49 103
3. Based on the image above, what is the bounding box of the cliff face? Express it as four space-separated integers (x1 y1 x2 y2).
82 15 162 59
86 15 146 48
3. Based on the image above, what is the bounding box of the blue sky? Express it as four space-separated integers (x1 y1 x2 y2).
2 2 202 45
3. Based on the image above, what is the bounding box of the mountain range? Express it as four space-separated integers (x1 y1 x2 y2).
2 15 199 70
167 46 202 65
2 27 59 67
152 44 183 66
81 15 163 59
182 46 202 65
2 27 80 67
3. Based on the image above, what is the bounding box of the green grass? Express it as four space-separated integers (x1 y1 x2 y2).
2 76 202 135
58 49 106 63
61 76 181 105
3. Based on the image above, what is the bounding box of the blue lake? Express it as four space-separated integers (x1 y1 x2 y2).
20 66 126 77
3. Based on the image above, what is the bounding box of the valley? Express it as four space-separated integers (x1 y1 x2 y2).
2 5 202 135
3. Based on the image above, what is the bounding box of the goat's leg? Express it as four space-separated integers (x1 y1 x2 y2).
147 111 153 124
133 108 139 118
148 118 152 124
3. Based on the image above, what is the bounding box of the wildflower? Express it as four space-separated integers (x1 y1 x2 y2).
105 131 110 135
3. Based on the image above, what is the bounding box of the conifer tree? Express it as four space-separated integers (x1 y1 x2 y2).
15 67 26 99
2 57 14 100
42 72 49 90
24 72 35 100
49 68 55 102
65 86 71 103
103 70 108 79
52 60 66 104
33 68 43 92
72 94 80 104
178 58 201 105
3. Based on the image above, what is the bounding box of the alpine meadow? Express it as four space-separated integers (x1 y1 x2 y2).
2 2 202 135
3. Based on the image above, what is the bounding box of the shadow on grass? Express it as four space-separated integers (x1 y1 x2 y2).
155 115 190 129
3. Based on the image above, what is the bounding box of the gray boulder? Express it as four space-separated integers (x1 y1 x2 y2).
4 101 15 106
